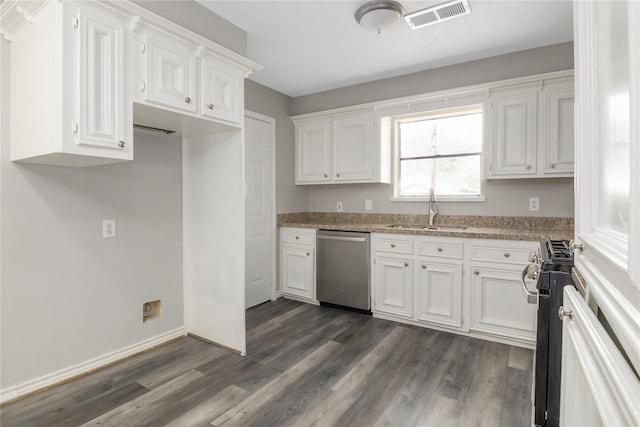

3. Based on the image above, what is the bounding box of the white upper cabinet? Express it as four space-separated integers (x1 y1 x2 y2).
486 89 538 176
296 118 332 183
200 54 242 125
293 109 390 185
333 111 376 181
484 73 575 179
141 32 197 114
7 1 133 167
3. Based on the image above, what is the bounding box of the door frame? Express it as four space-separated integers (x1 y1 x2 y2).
245 110 277 302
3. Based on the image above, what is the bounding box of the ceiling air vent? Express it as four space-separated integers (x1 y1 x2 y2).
404 0 471 30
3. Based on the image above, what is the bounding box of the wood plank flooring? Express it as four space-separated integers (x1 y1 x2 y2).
1 299 533 426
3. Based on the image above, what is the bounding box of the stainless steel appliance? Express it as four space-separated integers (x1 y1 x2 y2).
316 230 371 311
522 239 575 427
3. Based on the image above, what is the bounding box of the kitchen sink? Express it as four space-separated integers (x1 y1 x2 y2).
385 224 468 231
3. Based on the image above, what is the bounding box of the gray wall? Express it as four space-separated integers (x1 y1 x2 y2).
1 39 184 386
290 43 575 217
245 80 308 214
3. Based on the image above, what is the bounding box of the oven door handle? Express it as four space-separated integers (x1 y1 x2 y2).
521 265 538 304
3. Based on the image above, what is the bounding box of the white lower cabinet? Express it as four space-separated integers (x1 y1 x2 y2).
372 233 537 347
374 256 413 318
415 259 463 329
469 265 536 343
280 228 316 302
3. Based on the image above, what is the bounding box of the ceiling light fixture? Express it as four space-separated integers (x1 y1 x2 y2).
355 1 405 34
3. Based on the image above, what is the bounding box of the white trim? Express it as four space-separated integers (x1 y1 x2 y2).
0 327 185 404
245 110 278 303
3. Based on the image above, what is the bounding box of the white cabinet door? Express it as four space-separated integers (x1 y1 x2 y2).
77 6 131 154
543 87 574 175
200 55 242 125
415 259 462 328
470 266 536 344
143 33 197 113
572 0 640 373
486 91 537 176
282 246 315 300
374 256 413 318
296 118 332 183
333 111 375 182
559 287 640 427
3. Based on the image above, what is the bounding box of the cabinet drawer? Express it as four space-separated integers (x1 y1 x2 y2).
281 228 316 245
471 244 535 264
416 240 463 259
375 236 413 255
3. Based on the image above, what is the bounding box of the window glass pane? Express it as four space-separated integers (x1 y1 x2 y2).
434 155 481 196
399 112 482 158
400 158 433 196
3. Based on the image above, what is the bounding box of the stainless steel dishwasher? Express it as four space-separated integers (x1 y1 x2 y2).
316 230 371 311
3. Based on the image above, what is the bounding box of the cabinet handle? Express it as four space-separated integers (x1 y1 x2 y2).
550 163 556 169
390 243 396 248
504 252 510 258
208 103 215 110
421 264 426 269
473 270 480 275
72 123 79 134
437 247 443 252
569 240 584 253
185 97 192 104
118 141 125 148
140 81 146 92
558 306 573 320
404 262 409 267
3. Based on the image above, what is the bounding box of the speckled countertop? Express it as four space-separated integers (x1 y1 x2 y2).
278 213 574 242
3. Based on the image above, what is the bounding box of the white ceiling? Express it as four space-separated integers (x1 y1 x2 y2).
197 1 573 97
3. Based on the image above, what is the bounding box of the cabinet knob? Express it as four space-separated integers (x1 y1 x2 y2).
295 236 299 240
185 97 192 104
437 247 443 252
550 163 557 169
390 243 396 248
336 173 340 177
526 164 532 170
473 270 480 275
558 306 573 320
306 252 310 256
208 103 215 110
504 252 510 258
569 240 584 253
118 141 126 148
324 174 328 178
404 262 409 267
421 264 426 269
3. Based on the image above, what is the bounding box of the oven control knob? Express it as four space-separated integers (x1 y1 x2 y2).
528 251 539 263
526 264 539 280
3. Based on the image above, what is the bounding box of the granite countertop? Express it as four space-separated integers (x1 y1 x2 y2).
278 213 574 242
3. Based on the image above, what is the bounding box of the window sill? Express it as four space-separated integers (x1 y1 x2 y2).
390 195 486 202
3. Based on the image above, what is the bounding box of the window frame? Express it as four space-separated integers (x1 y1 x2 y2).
392 104 486 202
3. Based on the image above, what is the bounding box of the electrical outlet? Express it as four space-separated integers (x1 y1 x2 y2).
365 199 373 211
337 202 343 212
103 219 116 238
529 197 540 212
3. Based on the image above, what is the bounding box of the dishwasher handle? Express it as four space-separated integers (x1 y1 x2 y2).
317 234 368 243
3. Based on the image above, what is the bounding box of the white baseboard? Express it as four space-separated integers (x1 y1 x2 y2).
0 327 185 404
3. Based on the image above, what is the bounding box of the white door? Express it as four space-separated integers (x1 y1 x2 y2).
562 1 640 424
245 113 275 308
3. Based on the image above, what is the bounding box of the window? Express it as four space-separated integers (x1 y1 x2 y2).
394 105 483 199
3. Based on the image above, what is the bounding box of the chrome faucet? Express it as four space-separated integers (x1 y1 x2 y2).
428 187 439 226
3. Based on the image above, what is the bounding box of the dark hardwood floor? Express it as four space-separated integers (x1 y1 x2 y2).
1 299 533 426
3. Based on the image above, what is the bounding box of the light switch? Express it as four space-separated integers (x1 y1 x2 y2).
365 200 373 211
103 219 116 238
